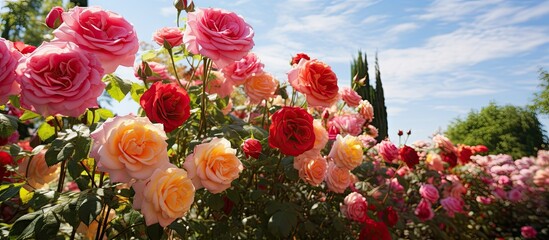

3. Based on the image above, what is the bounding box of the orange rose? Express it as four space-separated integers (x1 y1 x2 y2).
244 72 278 104
328 134 363 170
132 166 195 227
325 161 352 193
298 154 327 186
287 59 339 107
18 148 60 190
183 138 243 193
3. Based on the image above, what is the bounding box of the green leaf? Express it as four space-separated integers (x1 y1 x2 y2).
58 142 75 162
268 210 298 238
78 194 102 226
9 210 42 239
19 110 41 121
37 122 55 141
0 113 17 138
62 200 80 228
104 74 132 102
67 157 84 179
0 183 22 202
34 211 61 239
146 223 165 240
86 108 114 124
19 187 34 204
9 95 20 108
169 220 187 238
226 188 240 204
207 193 224 210
141 50 158 61
45 140 65 166
130 83 146 103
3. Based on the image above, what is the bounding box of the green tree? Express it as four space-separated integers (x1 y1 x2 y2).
446 102 547 159
529 68 549 115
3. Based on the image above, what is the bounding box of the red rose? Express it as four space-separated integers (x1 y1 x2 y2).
290 53 310 65
457 144 473 164
377 206 398 227
13 42 36 54
268 107 315 156
358 219 392 240
140 82 191 132
398 145 419 168
242 138 262 159
472 145 489 153
441 151 458 168
0 151 13 182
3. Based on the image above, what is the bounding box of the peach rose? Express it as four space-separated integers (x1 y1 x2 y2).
153 27 183 48
90 115 170 183
433 134 456 154
358 100 374 123
53 6 139 73
312 119 328 150
184 8 254 69
244 72 278 104
340 87 362 107
18 148 60 190
133 166 195 227
325 161 352 193
426 152 444 171
205 71 234 98
287 59 339 107
222 52 264 85
183 138 243 193
329 134 363 170
0 38 22 105
298 153 327 186
17 41 105 117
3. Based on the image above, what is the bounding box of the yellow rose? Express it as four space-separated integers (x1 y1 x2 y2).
183 138 243 194
90 115 170 183
328 134 363 170
243 72 278 104
132 165 195 227
18 148 60 190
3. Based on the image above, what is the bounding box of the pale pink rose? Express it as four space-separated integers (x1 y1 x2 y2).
222 52 264 85
184 8 254 69
53 6 139 73
205 71 234 98
134 61 176 82
443 175 467 199
378 140 399 163
328 114 366 136
287 59 340 107
396 166 411 176
133 166 195 227
533 168 549 187
389 178 404 193
0 38 22 104
325 161 352 193
90 115 171 183
358 100 374 123
17 41 104 117
366 125 378 138
440 196 464 218
17 149 60 190
329 134 364 170
340 192 368 222
415 198 434 221
340 87 362 107
298 155 328 186
244 72 278 104
521 226 537 239
183 138 243 194
507 188 522 202
433 134 456 154
419 184 439 203
358 134 377 148
312 119 329 150
426 152 444 171
153 27 183 48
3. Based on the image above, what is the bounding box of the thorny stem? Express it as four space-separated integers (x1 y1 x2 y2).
198 58 212 137
56 158 67 193
168 48 185 89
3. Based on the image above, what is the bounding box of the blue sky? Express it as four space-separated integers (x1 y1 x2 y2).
6 0 549 142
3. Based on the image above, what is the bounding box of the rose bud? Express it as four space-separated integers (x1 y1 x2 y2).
45 6 64 29
398 130 403 136
242 138 262 159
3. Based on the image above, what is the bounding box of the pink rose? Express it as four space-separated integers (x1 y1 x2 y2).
45 6 64 29
440 196 464 218
476 196 493 205
133 166 195 227
328 134 364 170
0 38 22 104
17 41 105 117
328 114 366 136
153 27 183 48
184 138 243 194
325 161 352 193
414 199 434 221
17 148 60 190
297 153 327 186
222 52 264 85
53 6 139 73
521 226 537 239
243 72 278 104
184 8 254 69
340 87 362 107
433 134 456 154
90 115 171 183
205 71 234 98
287 59 339 107
134 61 176 82
507 188 522 202
365 124 378 138
419 184 440 203
340 192 368 222
378 140 399 163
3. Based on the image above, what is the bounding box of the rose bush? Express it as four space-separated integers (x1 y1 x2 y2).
0 2 547 240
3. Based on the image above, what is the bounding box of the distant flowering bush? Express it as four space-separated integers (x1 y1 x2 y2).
0 1 547 239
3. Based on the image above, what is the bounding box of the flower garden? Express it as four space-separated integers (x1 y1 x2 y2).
0 1 547 239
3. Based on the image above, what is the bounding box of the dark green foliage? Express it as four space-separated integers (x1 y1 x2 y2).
351 51 389 141
446 102 547 158
529 68 549 115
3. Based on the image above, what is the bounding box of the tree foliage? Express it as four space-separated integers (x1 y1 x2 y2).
445 102 547 159
529 68 549 115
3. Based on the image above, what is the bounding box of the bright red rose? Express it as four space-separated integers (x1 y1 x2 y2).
457 144 473 164
0 151 13 182
472 145 489 153
359 219 392 240
377 206 398 227
441 151 458 168
140 82 191 132
242 138 262 159
399 145 419 168
268 107 315 156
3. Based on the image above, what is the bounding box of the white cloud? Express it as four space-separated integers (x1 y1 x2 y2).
418 0 503 22
361 15 388 25
160 7 175 17
386 23 419 36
